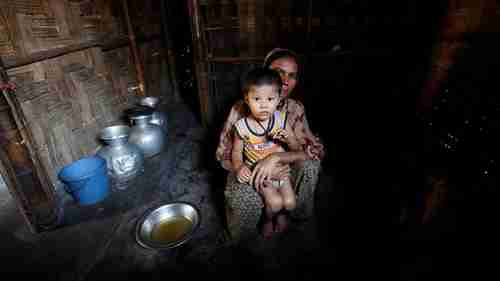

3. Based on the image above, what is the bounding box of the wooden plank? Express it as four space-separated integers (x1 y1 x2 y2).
1 61 58 233
3 34 161 70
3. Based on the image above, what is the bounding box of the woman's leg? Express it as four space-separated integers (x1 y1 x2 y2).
290 159 321 220
224 173 264 242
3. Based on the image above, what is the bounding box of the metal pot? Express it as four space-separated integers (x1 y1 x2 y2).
128 107 165 158
139 97 168 132
96 125 144 188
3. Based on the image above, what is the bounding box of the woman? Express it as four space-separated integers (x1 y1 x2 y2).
216 48 325 241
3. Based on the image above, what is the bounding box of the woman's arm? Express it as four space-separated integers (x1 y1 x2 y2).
273 150 309 164
215 101 245 171
250 151 308 190
231 133 245 172
289 101 325 160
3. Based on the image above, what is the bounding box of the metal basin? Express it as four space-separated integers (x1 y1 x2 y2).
135 202 200 250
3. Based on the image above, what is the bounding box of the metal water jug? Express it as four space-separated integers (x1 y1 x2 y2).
128 107 165 158
139 96 168 133
96 125 144 188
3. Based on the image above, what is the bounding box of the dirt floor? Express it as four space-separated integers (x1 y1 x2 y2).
0 100 497 281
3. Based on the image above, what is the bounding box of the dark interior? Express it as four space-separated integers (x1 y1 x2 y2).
1 1 499 280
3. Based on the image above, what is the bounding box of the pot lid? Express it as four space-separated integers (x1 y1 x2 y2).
125 106 154 120
100 125 130 140
139 96 160 108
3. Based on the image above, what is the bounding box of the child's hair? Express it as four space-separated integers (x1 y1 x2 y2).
241 67 282 98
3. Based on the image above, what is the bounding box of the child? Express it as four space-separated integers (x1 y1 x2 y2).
231 67 300 238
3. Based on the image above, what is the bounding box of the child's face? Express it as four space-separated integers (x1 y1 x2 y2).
245 84 280 121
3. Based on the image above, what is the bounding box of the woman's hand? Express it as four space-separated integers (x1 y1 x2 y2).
251 154 281 191
306 145 320 161
304 136 322 160
236 164 252 184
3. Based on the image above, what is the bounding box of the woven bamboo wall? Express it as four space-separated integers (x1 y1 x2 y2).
0 0 124 64
0 0 167 231
6 46 138 191
201 0 306 58
193 0 424 126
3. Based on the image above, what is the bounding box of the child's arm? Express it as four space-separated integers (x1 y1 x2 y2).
232 133 252 183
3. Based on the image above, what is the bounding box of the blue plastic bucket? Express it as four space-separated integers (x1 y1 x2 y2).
58 156 109 205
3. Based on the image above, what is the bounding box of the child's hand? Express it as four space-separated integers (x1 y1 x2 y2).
236 164 252 184
270 128 302 151
269 128 289 142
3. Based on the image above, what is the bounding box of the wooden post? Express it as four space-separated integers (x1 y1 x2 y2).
189 0 211 127
121 0 146 96
159 0 181 102
0 148 37 233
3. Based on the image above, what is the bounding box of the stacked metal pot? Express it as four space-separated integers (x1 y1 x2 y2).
96 96 167 189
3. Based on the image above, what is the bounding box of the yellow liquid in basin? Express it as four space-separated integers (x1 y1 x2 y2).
151 216 192 243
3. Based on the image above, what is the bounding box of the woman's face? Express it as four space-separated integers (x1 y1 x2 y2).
269 56 298 98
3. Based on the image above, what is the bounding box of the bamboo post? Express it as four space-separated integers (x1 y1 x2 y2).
121 0 146 96
0 138 37 233
189 0 211 127
160 0 181 102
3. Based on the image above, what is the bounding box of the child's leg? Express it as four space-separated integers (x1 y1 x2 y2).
279 177 296 211
275 177 296 233
259 185 283 238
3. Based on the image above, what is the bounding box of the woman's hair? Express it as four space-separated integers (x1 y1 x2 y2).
262 48 303 102
263 48 300 71
241 67 282 98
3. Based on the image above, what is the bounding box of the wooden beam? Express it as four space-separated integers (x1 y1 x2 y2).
4 35 161 70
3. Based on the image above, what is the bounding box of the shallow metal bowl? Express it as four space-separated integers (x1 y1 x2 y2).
135 202 200 250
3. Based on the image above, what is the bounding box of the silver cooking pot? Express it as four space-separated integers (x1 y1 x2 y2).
127 107 165 158
138 96 168 133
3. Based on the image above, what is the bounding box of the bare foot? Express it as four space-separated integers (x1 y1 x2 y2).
262 220 275 239
275 214 289 233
